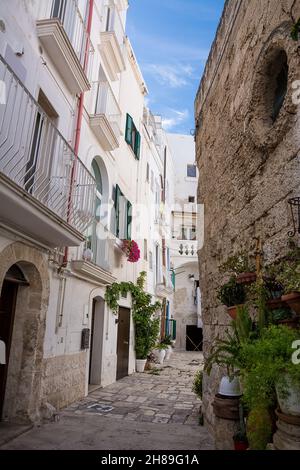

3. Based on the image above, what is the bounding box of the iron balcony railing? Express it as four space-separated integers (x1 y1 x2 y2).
91 80 121 136
0 55 95 234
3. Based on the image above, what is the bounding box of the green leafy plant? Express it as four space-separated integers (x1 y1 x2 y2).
264 244 300 294
192 370 203 400
246 406 272 450
291 18 300 41
239 325 300 410
205 305 254 377
219 252 255 275
233 403 248 445
217 277 246 307
105 272 161 359
160 335 173 347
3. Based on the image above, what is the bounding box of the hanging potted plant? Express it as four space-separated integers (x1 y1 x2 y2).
121 239 141 263
217 277 246 319
219 252 256 285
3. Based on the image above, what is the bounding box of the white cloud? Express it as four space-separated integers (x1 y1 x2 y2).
162 109 189 131
144 63 195 89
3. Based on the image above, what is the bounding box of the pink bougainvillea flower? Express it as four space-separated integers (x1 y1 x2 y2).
121 240 140 263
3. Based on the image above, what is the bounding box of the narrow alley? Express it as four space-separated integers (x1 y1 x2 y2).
0 352 213 450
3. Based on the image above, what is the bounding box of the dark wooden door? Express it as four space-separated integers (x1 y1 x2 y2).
0 280 18 419
116 307 130 380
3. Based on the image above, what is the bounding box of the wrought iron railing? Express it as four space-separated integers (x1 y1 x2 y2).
0 55 95 234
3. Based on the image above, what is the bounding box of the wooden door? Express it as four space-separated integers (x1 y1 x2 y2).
116 307 130 380
0 281 18 419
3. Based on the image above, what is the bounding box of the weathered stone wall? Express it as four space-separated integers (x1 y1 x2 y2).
195 0 300 437
42 352 87 410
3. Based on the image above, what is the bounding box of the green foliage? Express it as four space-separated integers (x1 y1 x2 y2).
105 271 161 359
239 325 300 410
264 244 300 294
160 335 173 347
192 370 203 400
247 407 272 450
205 305 253 377
219 252 255 275
291 18 300 41
271 308 293 322
217 276 246 307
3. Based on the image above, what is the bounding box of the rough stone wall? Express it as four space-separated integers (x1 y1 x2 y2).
195 0 300 436
42 352 87 411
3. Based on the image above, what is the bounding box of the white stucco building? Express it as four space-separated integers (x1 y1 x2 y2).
168 134 202 352
0 0 176 424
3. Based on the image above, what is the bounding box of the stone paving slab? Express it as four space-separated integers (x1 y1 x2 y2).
0 351 213 450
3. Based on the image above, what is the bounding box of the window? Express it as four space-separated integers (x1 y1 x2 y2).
144 239 148 261
151 170 154 192
86 158 104 263
178 225 197 241
149 251 153 270
125 113 141 159
187 164 197 178
146 163 150 182
188 196 195 203
112 184 132 239
271 51 288 123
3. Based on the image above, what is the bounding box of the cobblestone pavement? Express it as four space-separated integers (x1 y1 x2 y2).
1 351 214 450
65 351 204 426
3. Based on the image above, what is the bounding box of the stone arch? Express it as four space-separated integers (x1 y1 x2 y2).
247 21 299 150
0 242 49 423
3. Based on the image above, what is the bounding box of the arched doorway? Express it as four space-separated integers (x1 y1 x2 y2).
0 265 29 417
0 243 49 423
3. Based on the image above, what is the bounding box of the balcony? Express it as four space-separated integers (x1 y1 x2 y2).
0 55 96 248
99 6 126 81
171 239 198 258
89 81 121 151
72 223 116 286
155 267 174 298
36 0 93 94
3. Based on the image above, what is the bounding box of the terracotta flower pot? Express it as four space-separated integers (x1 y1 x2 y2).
266 298 286 311
236 272 257 285
277 318 300 330
233 440 248 451
281 292 300 316
227 305 244 320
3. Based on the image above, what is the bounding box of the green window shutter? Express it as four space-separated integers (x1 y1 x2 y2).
126 200 132 240
125 114 133 145
172 320 177 340
134 131 141 159
115 184 121 238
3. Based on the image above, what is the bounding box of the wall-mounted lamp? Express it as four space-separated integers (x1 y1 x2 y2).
288 197 300 237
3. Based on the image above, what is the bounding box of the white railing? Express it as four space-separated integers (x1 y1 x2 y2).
92 81 121 136
48 0 94 76
0 55 95 234
103 5 125 46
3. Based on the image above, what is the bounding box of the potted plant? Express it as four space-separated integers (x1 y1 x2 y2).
153 342 166 364
219 252 256 285
217 277 246 319
233 404 248 451
160 335 173 360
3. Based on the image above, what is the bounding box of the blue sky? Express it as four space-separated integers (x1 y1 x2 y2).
126 0 225 134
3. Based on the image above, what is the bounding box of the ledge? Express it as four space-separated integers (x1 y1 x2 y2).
99 32 126 81
37 19 90 94
89 114 119 151
71 260 116 286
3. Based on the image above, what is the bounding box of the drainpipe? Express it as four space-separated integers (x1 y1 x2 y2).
63 0 94 267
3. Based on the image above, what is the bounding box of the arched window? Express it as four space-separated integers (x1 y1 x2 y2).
271 50 288 123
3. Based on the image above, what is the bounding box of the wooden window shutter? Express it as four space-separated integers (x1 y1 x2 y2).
134 131 141 159
125 114 133 145
126 200 132 240
115 184 121 238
